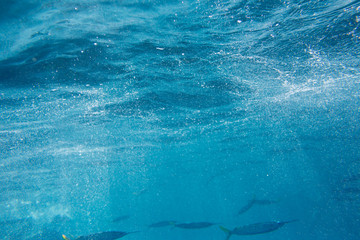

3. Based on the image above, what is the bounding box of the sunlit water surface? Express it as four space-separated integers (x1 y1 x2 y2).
1 0 360 239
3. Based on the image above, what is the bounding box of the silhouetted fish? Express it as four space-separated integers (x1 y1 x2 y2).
28 229 63 240
112 215 130 223
238 196 278 215
253 199 279 205
148 220 176 228
73 231 138 240
341 174 360 183
220 220 297 240
175 222 216 229
237 196 256 215
341 187 360 194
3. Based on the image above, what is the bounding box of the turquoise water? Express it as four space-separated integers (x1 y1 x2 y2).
1 0 360 239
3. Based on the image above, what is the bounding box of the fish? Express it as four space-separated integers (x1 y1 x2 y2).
175 222 217 229
26 229 63 240
238 195 278 215
341 174 360 183
253 199 279 205
112 215 130 223
220 220 298 240
148 220 176 228
237 195 256 215
341 187 360 194
63 231 138 240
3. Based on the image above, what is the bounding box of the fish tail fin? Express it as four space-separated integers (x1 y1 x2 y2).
62 234 71 240
219 226 232 240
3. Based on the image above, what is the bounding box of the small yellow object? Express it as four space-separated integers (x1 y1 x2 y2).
62 234 71 240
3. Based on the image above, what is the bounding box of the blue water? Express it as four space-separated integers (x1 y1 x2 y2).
1 0 360 239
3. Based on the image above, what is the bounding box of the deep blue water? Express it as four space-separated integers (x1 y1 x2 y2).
1 0 360 239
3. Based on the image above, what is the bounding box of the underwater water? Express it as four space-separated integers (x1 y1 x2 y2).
1 0 360 239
